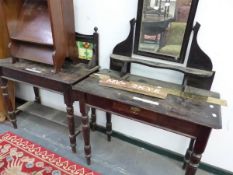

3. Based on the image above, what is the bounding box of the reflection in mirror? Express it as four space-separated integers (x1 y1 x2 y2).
135 0 197 62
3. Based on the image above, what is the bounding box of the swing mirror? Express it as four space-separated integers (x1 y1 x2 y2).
134 0 199 63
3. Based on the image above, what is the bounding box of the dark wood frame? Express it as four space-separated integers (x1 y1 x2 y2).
134 0 200 63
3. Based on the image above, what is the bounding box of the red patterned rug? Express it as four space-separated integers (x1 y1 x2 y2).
0 132 100 175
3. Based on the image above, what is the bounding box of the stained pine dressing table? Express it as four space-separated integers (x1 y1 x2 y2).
70 17 224 174
0 58 99 153
72 69 222 175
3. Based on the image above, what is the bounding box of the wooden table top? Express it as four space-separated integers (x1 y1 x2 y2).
0 58 99 85
73 69 222 129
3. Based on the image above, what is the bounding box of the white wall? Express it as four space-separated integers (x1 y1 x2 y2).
16 0 233 172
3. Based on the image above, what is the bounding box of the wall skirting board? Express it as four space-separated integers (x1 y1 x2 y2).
96 126 233 175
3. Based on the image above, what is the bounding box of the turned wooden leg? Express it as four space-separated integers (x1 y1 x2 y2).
64 91 76 153
106 112 112 142
66 105 76 153
0 78 17 128
90 108 97 131
185 128 211 175
33 87 41 104
183 139 195 169
80 101 91 165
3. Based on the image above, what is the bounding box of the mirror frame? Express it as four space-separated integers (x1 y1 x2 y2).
134 0 199 63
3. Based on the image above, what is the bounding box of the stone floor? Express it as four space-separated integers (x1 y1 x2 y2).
0 103 214 175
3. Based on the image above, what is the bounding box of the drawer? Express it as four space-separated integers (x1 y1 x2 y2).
112 102 144 116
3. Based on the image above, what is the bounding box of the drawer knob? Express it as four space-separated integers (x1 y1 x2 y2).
130 107 141 114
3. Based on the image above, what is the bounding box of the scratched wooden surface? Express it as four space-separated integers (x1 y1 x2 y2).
0 58 99 85
73 69 222 129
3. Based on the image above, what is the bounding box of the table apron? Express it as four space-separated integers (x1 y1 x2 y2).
1 68 68 93
84 93 206 139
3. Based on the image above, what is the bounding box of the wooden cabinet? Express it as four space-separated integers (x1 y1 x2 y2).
0 0 77 72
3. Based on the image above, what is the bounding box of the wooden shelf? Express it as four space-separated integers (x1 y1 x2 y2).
10 36 53 47
11 0 53 46
111 54 214 77
11 42 54 65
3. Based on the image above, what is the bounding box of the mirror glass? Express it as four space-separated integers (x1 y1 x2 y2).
134 0 197 62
